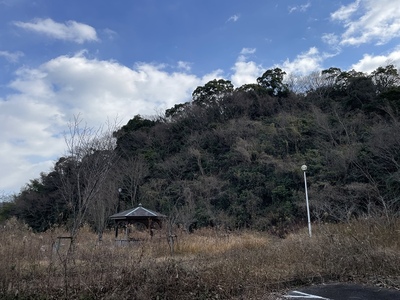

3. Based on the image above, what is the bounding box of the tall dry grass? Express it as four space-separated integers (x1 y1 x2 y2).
0 217 399 299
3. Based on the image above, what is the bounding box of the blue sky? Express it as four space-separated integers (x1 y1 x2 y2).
1 0 400 196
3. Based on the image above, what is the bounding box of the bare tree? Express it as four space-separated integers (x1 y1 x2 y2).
176 182 197 232
286 71 334 96
87 178 120 241
166 206 179 255
117 155 149 207
352 114 400 223
309 182 377 223
56 115 120 242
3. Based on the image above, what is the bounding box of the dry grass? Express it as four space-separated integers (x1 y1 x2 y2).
1 218 400 299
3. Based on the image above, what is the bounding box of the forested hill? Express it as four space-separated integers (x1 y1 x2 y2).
6 65 400 236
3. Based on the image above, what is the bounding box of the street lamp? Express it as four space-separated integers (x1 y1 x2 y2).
301 165 312 237
115 188 122 239
117 188 122 212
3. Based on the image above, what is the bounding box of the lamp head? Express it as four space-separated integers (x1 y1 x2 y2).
301 165 307 171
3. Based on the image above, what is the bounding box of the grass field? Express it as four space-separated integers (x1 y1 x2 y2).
1 218 399 299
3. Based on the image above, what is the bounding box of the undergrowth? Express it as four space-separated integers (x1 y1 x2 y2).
0 218 399 299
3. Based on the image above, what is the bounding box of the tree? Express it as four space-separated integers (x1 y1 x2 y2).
321 67 344 87
344 74 375 111
117 155 149 207
87 178 120 241
361 118 400 219
0 193 15 224
165 102 191 120
115 114 157 136
13 173 67 231
371 64 400 94
192 79 234 106
56 115 120 242
379 87 400 112
257 68 289 97
176 181 198 232
114 115 160 159
236 83 269 96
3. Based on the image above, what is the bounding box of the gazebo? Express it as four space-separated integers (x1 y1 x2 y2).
109 203 167 240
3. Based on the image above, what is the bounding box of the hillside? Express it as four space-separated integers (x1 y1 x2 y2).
4 65 400 236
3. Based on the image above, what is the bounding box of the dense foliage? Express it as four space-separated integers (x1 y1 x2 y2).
3 65 400 235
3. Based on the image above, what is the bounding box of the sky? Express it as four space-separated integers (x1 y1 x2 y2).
1 0 400 196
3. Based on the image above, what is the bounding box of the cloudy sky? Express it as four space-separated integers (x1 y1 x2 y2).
1 0 400 195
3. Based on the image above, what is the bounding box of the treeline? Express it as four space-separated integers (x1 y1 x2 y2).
2 65 400 237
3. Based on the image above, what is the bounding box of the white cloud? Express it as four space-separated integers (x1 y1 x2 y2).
240 48 256 55
0 88 66 192
331 0 361 21
351 50 400 73
14 18 99 44
231 59 263 87
288 2 311 14
0 52 224 193
322 33 339 48
277 47 325 76
230 48 263 87
230 47 337 87
177 61 192 72
331 0 400 46
0 50 24 63
103 28 118 40
227 14 240 22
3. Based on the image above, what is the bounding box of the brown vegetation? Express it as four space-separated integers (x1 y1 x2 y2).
1 217 399 299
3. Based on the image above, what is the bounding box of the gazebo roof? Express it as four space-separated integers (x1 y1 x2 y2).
109 204 166 220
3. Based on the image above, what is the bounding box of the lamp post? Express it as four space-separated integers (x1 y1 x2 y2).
117 188 122 212
115 188 122 239
301 165 312 237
